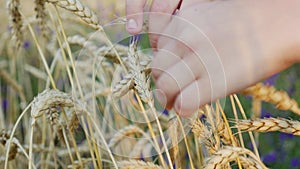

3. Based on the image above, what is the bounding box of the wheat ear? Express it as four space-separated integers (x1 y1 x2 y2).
108 125 146 148
192 120 218 154
117 160 163 169
204 146 267 169
47 0 100 29
34 0 49 37
31 89 85 125
242 83 300 115
7 0 23 49
236 117 300 136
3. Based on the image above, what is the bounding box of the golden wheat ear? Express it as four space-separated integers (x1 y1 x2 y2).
242 83 300 115
236 117 300 136
47 0 100 29
117 160 164 169
8 0 23 49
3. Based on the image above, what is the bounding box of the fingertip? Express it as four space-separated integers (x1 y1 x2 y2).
174 99 195 117
126 0 146 34
126 18 143 35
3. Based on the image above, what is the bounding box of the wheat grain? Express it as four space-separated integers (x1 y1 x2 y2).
236 117 300 136
117 160 163 169
242 83 300 115
112 73 134 98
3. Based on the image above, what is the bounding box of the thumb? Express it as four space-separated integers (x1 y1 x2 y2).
126 0 147 35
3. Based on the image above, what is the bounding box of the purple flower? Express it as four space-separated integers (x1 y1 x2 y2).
2 99 8 112
247 142 254 151
162 109 169 115
23 40 30 49
200 114 206 121
262 151 277 164
291 158 300 168
263 73 279 86
279 133 294 142
261 108 272 118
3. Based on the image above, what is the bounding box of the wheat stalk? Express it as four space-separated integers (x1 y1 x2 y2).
242 83 300 115
0 69 26 104
236 117 300 136
117 160 163 169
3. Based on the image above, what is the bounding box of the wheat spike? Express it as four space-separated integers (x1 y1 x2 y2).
67 35 129 64
192 120 218 154
127 36 152 102
239 156 264 169
47 0 100 29
117 160 163 169
7 0 23 49
217 120 239 146
0 130 18 161
129 139 149 158
242 83 300 115
67 35 98 54
204 146 267 169
108 125 145 148
31 89 85 126
68 111 79 132
34 0 49 38
236 117 300 136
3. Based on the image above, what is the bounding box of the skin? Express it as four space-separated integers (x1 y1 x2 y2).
126 0 300 116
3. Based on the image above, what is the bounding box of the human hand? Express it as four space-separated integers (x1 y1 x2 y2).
126 0 300 116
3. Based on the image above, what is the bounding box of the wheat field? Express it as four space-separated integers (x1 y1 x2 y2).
1 0 300 169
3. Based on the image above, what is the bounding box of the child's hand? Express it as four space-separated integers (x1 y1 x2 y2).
126 0 183 48
127 0 300 116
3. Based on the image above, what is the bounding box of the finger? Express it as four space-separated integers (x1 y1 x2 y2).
126 0 147 34
148 0 181 48
155 52 204 109
151 41 186 80
174 78 211 117
174 72 228 117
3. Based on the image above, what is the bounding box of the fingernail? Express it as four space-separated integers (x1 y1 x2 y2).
127 19 138 29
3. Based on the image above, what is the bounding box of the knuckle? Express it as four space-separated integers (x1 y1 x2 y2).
156 72 178 97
